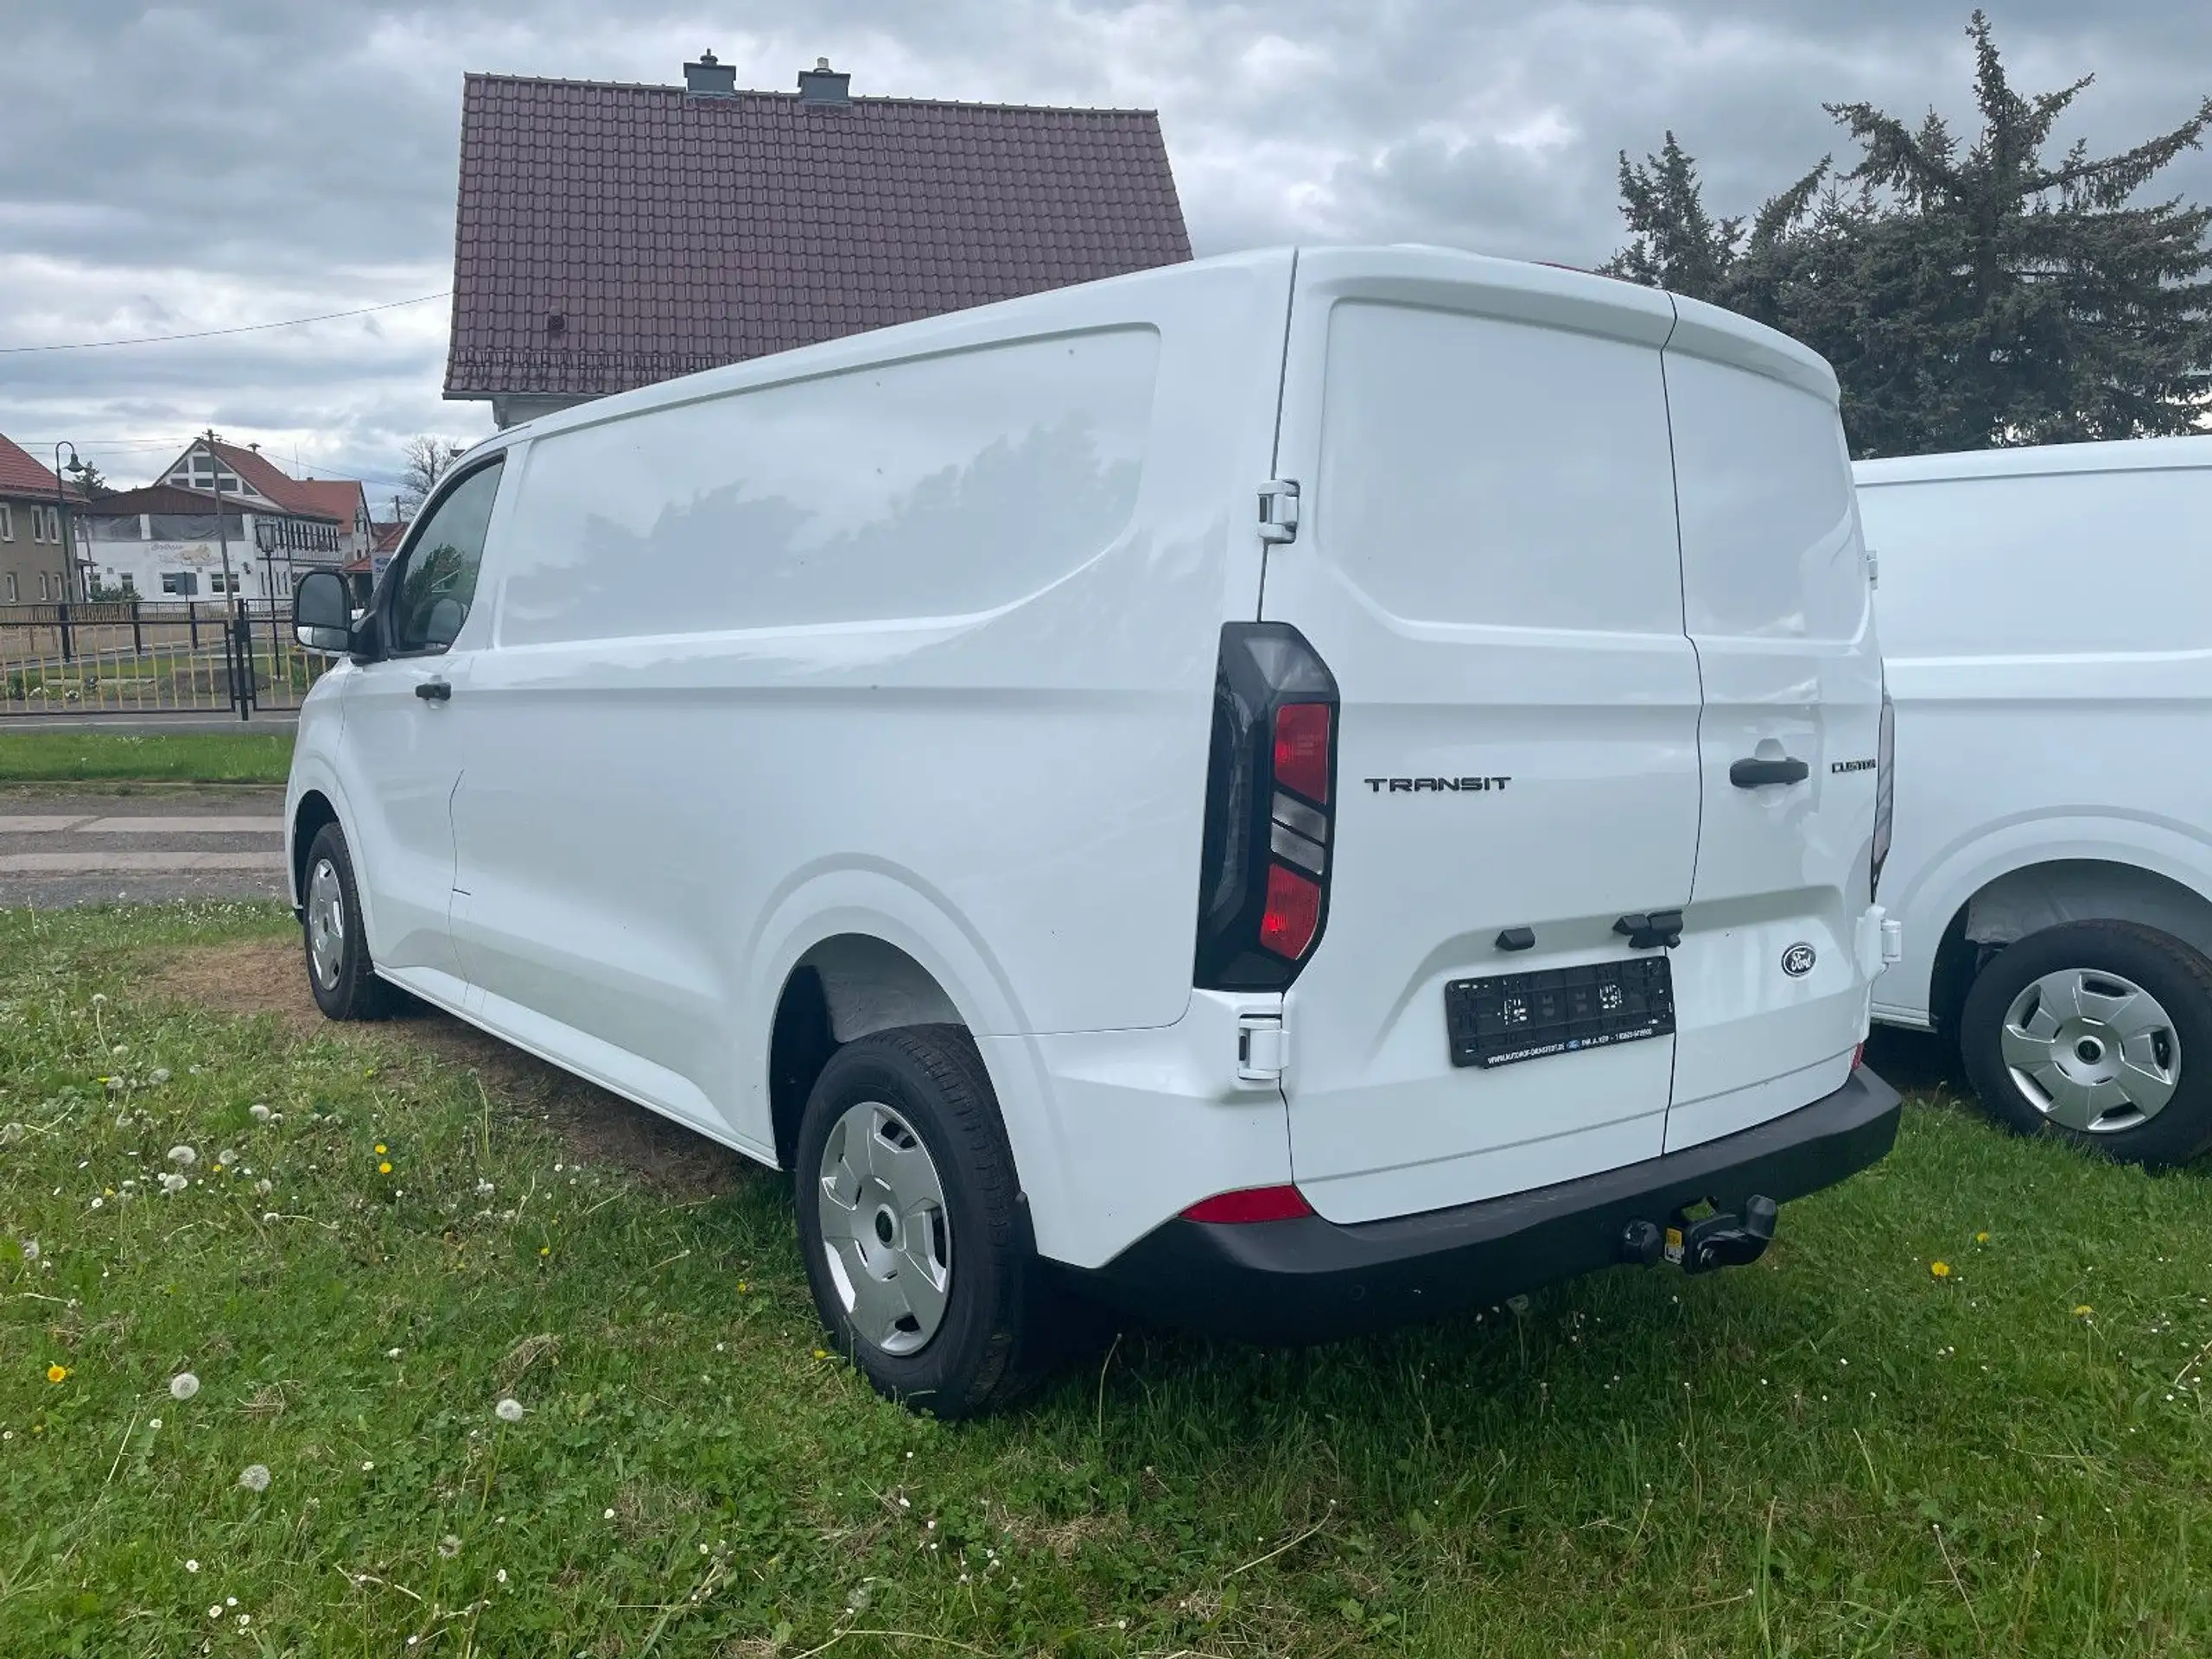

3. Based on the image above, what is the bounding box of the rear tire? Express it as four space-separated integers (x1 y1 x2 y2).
794 1025 1050 1418
1959 919 2212 1168
300 822 399 1022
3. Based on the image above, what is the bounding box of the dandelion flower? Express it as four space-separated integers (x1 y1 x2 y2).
374 1144 387 1155
216 1149 237 1167
159 1173 188 1194
47 1363 68 1383
254 1179 272 1197
438 1535 461 1559
1929 1262 1951 1279
150 1068 172 1085
2075 1304 2094 1318
379 1162 392 1175
495 1397 524 1423
813 1348 828 1360
167 1146 197 1168
249 1104 271 1123
170 1372 200 1401
238 1464 271 1492
537 1245 550 1257
1974 1230 1990 1243
20 1238 38 1263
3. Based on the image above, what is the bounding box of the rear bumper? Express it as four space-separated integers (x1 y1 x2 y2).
1066 1065 1901 1344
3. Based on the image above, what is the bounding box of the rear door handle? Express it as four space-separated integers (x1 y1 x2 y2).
1729 756 1808 789
415 678 453 702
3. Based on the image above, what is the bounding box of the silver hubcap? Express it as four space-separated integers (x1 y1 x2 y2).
815 1101 951 1355
306 857 346 992
2000 967 2181 1134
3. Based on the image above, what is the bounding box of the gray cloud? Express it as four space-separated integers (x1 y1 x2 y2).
3 2 2206 489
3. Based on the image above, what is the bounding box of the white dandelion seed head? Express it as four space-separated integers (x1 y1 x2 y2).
495 1397 524 1423
438 1535 461 1559
150 1068 172 1086
91 993 108 1005
215 1150 237 1168
169 1372 200 1401
105 1077 125 1093
20 1238 38 1263
160 1173 188 1193
167 1146 197 1167
115 1113 133 1130
238 1465 270 1492
0 1122 23 1145
249 1104 271 1122
254 1179 271 1196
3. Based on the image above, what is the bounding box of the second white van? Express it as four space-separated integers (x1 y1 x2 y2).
1859 437 2212 1167
286 246 1901 1414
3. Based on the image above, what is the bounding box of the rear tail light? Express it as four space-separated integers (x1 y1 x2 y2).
1852 1040 1866 1071
1193 624 1340 990
1871 685 1895 898
1180 1184 1315 1224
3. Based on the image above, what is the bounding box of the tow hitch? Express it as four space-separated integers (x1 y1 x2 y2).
1619 1196 1778 1274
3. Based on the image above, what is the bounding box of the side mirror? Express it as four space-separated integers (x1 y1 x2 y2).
293 570 353 655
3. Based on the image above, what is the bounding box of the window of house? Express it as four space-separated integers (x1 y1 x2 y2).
0 503 11 541
3 573 15 601
119 573 137 594
162 572 200 596
38 573 50 601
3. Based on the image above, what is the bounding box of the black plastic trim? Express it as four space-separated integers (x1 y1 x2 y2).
1067 1065 1902 1344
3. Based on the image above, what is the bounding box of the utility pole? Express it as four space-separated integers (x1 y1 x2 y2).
51 441 79 601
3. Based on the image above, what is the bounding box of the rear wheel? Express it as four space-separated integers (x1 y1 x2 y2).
301 822 398 1021
794 1025 1050 1417
1959 920 2212 1167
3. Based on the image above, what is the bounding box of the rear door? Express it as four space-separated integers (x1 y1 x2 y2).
1661 302 1882 1153
1260 250 1706 1224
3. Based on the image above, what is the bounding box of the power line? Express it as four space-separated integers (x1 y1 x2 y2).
0 292 449 355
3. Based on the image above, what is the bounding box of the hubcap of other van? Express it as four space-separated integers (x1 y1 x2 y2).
307 857 345 992
2000 968 2180 1133
816 1101 951 1354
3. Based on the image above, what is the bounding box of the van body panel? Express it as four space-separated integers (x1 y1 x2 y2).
1260 250 1706 1221
1857 437 2212 1028
444 253 1297 1139
1661 304 1884 1153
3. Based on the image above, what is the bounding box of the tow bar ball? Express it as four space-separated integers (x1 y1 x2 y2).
1620 1196 1779 1274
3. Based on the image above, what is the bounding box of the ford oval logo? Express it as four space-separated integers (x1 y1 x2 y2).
1782 943 1817 978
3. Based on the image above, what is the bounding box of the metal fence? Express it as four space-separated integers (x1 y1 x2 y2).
0 599 330 717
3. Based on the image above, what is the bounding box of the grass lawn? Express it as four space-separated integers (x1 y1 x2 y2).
0 730 294 786
3 905 2209 1656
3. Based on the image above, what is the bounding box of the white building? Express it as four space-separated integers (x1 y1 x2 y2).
79 484 344 602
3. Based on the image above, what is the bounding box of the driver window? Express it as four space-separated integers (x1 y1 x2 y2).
390 461 504 653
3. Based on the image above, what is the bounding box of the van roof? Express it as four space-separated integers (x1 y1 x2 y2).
1855 434 2212 486
492 245 1841 443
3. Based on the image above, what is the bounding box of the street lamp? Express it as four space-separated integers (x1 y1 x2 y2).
51 442 82 601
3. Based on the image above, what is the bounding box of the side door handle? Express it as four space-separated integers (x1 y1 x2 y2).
415 678 453 703
1729 756 1808 789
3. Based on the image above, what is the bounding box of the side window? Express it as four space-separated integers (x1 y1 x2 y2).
389 460 503 654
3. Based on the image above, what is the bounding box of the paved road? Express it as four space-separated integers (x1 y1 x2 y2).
0 787 289 907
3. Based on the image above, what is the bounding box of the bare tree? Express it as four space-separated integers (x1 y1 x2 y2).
399 435 467 514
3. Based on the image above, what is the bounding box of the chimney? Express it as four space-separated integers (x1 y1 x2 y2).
798 56 851 106
683 49 736 97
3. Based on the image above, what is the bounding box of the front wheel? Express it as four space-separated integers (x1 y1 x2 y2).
793 1025 1048 1417
300 822 399 1021
1960 919 2212 1168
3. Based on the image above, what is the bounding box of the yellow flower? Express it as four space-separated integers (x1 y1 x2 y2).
378 1161 392 1175
1929 1262 1950 1279
738 1281 749 1294
46 1364 68 1383
2074 1305 2094 1318
374 1144 387 1155
812 1348 829 1360
1974 1231 1989 1243
537 1246 550 1257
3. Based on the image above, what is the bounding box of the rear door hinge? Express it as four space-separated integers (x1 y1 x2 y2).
1258 479 1300 544
1237 1012 1287 1083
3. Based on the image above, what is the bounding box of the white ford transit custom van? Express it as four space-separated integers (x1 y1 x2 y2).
1858 437 2212 1167
286 247 1901 1414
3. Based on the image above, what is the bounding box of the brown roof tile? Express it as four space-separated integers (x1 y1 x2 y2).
0 433 69 500
444 73 1192 400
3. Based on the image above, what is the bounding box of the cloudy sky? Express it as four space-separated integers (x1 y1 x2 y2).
3 2 2207 499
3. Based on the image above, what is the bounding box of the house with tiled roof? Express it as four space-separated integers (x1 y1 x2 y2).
79 482 346 603
151 437 373 561
0 431 83 605
444 54 1192 427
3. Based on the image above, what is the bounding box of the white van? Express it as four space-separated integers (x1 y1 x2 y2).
1858 437 2212 1167
286 247 1901 1414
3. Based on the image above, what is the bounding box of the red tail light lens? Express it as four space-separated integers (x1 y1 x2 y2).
1180 1184 1315 1224
1852 1041 1866 1071
1259 865 1321 960
1272 702 1332 804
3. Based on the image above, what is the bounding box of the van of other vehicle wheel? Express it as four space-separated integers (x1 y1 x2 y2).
1858 435 2212 1167
283 246 1903 1415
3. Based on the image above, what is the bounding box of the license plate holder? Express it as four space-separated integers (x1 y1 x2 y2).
1445 957 1675 1070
